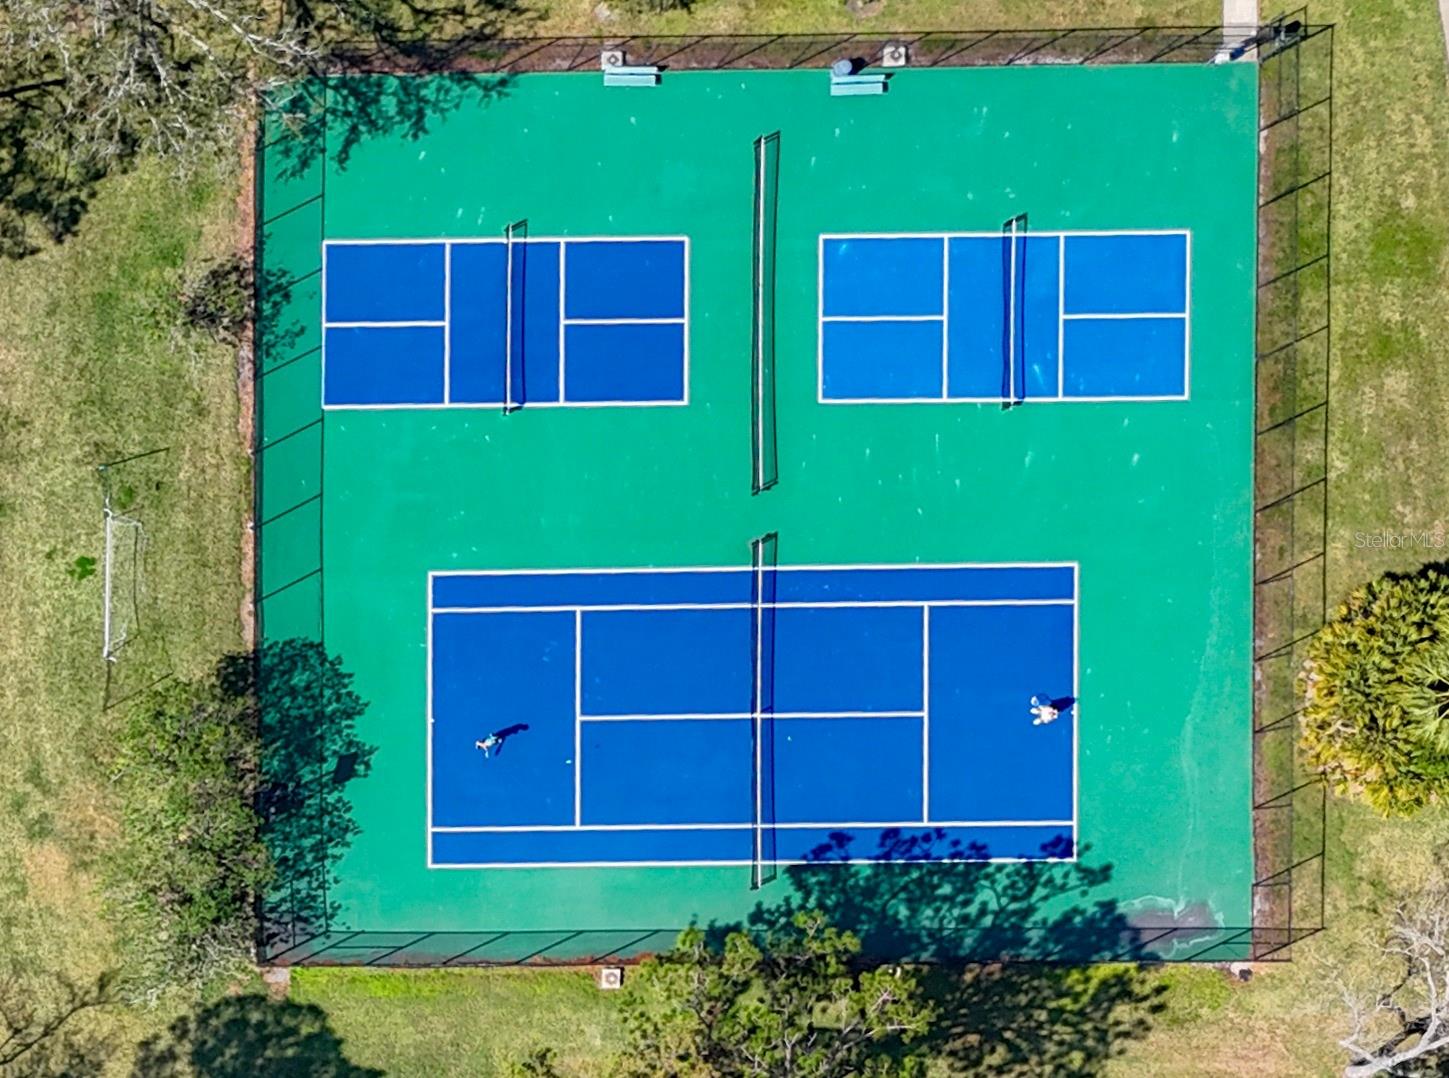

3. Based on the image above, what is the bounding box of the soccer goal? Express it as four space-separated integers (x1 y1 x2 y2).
101 494 146 662
98 450 166 665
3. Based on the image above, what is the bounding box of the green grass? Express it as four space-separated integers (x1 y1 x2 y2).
0 158 249 1065
524 0 1215 37
1 0 1447 1074
291 969 622 1076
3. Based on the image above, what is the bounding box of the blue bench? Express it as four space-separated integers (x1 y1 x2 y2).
604 65 660 87
830 72 889 96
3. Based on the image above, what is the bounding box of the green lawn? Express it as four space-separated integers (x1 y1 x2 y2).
289 969 621 1076
2 0 1447 1073
0 156 252 1068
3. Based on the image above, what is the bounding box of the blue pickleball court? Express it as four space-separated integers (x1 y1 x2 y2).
323 236 689 408
818 229 1189 403
427 563 1077 868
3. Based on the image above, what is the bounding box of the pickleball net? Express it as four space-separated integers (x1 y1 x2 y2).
750 531 779 888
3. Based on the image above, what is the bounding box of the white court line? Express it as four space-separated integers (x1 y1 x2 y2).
817 394 1190 406
557 241 567 398
759 556 770 886
921 606 931 821
1183 229 1193 396
940 237 950 398
432 560 1078 577
562 316 686 326
1057 234 1066 398
323 235 689 409
320 241 328 407
426 565 1080 864
324 399 690 411
323 319 446 328
425 572 434 865
816 233 826 403
433 818 1074 833
1073 563 1081 849
579 711 923 722
681 236 692 406
432 599 1074 614
574 609 582 827
819 227 1193 406
819 228 1190 241
1059 311 1187 320
432 855 1079 870
325 233 690 246
443 244 452 404
820 314 945 323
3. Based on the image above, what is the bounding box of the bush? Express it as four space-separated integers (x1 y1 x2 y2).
617 911 933 1077
103 675 271 1000
1300 564 1449 815
177 255 252 345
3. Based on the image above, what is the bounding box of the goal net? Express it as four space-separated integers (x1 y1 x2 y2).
102 498 146 662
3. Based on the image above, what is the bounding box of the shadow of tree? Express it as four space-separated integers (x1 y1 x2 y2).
215 640 376 960
262 70 516 185
132 995 381 1078
0 968 114 1077
736 829 1167 1075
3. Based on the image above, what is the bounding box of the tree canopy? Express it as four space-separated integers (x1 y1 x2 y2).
0 0 519 256
616 911 934 1078
1300 564 1449 815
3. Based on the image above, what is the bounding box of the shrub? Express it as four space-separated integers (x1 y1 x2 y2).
104 676 271 1000
1300 565 1449 814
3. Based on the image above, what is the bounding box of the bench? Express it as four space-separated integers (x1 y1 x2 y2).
830 72 889 96
603 65 660 87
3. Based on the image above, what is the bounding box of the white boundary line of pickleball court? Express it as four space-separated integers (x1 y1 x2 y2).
321 234 691 411
816 228 1192 405
425 561 1079 869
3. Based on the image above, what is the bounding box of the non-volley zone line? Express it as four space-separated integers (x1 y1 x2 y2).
427 563 1078 868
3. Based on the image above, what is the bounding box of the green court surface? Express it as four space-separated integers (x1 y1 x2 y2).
255 61 1258 962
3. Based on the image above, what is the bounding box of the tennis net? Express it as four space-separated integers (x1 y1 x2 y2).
750 531 779 888
1001 212 1029 407
752 133 780 493
503 218 528 413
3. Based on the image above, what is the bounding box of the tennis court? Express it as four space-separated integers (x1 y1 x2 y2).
428 564 1076 869
255 57 1260 959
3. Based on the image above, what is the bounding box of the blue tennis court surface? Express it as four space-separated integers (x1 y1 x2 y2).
428 564 1077 868
819 230 1189 403
323 237 688 407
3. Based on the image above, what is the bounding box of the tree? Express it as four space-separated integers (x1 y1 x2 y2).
0 0 519 256
617 911 934 1078
104 673 273 1000
1300 565 1449 815
1339 851 1449 1077
103 641 376 998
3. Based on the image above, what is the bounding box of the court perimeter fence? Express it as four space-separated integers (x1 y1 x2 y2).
255 16 1330 967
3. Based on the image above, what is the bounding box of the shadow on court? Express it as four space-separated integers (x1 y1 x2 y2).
133 995 381 1078
215 639 376 959
736 830 1167 1076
